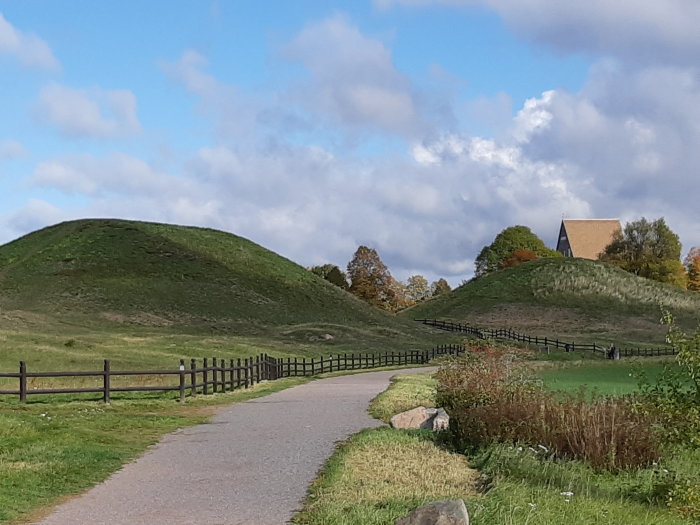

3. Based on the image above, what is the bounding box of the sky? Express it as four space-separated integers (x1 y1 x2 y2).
1 1 698 286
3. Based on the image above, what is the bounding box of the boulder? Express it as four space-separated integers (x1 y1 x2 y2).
389 406 450 431
396 499 469 525
432 408 450 431
390 406 436 430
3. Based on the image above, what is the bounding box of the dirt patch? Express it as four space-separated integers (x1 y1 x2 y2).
100 312 174 327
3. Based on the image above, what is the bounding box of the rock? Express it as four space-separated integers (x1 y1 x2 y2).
395 499 469 525
322 333 334 340
390 406 450 431
390 406 437 430
432 408 450 431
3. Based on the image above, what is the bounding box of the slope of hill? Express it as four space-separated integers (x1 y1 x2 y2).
404 258 700 345
0 219 419 340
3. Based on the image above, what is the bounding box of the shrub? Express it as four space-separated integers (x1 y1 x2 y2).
436 346 661 470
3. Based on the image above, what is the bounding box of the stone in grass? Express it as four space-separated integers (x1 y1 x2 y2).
395 499 469 525
390 406 436 430
390 406 450 431
432 408 450 431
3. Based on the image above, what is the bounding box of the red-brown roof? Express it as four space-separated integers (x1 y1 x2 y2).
561 219 621 259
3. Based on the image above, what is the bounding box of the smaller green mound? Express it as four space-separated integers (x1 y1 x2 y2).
404 258 700 344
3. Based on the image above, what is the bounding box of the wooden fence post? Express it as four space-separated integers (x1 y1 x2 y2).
190 359 197 396
203 358 209 395
19 361 26 403
178 359 186 402
229 359 235 390
103 359 111 404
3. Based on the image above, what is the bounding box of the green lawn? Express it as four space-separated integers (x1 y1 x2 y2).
538 360 676 396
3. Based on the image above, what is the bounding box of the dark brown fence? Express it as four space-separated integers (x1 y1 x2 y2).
416 319 677 357
0 344 466 403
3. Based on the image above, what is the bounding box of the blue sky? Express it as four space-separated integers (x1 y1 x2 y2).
1 1 699 284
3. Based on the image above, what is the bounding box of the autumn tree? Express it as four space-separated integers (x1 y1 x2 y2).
685 247 700 292
347 246 393 309
502 248 538 268
599 217 687 288
309 264 349 290
431 278 451 297
405 275 431 304
475 225 560 277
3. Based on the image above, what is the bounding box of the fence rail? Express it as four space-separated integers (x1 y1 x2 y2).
416 319 677 357
0 344 467 403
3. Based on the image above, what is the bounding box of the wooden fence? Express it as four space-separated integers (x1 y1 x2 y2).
0 344 466 403
416 319 677 357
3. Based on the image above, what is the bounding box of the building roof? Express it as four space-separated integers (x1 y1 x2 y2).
561 219 621 259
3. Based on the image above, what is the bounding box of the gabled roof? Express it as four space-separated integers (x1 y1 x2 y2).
561 219 621 259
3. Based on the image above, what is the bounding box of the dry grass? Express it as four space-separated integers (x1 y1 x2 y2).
437 349 662 470
369 372 437 422
295 428 478 524
339 431 478 504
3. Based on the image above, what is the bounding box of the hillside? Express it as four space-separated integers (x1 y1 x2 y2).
0 219 424 343
404 257 700 345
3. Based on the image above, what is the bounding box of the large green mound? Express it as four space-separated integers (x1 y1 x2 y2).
0 219 406 335
404 257 700 344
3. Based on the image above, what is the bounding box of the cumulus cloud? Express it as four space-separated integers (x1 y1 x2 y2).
283 15 432 137
32 153 194 197
161 50 260 140
0 139 27 160
36 84 141 138
376 0 700 65
0 13 60 70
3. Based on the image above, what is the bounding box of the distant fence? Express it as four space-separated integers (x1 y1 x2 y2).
416 319 678 358
0 344 467 403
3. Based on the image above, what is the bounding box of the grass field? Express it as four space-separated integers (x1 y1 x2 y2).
537 359 675 396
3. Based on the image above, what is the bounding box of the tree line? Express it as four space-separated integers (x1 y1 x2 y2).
309 247 451 312
310 216 698 312
474 218 699 291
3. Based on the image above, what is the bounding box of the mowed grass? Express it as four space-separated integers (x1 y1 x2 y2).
0 376 310 524
297 367 697 524
537 359 675 396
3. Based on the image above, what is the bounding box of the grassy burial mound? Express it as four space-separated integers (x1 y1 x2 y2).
0 219 431 359
405 257 700 345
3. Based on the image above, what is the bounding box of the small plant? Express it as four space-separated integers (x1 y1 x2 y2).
635 312 700 446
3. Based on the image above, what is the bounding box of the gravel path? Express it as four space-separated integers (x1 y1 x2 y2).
35 366 436 525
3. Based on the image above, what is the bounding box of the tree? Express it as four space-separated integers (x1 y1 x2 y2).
475 225 560 277
599 217 687 288
501 248 538 268
405 275 430 304
347 246 393 309
431 278 451 297
309 264 349 290
685 247 700 292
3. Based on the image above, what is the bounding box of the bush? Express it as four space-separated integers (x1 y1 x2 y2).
436 346 661 470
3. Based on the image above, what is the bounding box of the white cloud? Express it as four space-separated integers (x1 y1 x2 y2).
283 15 430 137
36 84 141 138
32 153 191 197
0 13 60 70
0 139 27 160
376 0 700 65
